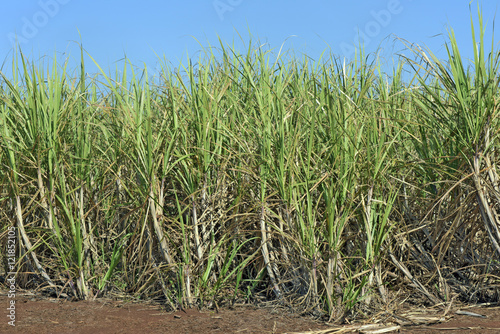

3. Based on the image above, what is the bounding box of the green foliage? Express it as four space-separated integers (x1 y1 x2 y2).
1 9 499 320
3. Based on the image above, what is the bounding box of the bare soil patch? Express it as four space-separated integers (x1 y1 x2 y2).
0 292 330 334
1 291 500 333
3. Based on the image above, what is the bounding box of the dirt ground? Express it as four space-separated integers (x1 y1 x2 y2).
1 291 500 334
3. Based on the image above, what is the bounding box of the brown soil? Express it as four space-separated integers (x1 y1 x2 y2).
1 292 500 334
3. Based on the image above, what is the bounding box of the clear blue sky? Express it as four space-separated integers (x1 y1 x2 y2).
1 0 498 78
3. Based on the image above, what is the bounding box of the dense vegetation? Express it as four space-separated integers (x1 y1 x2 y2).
1 12 499 321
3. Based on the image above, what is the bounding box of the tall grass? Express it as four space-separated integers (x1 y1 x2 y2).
1 10 499 321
